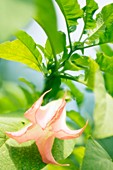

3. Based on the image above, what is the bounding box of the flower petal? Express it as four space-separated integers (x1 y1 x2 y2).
55 121 88 139
24 90 51 124
51 103 88 139
36 135 69 166
6 124 43 143
49 98 66 126
36 99 64 129
51 98 66 131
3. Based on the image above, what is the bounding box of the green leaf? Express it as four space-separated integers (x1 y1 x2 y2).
83 0 98 29
104 73 113 97
64 60 82 71
69 53 90 74
93 71 113 138
70 54 99 89
44 32 66 61
55 0 83 32
86 3 113 45
97 45 113 96
0 0 35 42
19 77 40 105
63 80 84 106
0 40 41 71
100 44 113 57
0 113 76 169
52 138 76 162
0 81 27 114
67 110 91 135
0 113 45 170
81 139 113 170
73 146 85 165
16 30 42 71
96 52 113 74
86 58 99 89
35 0 64 54
19 77 36 93
45 38 53 60
97 136 113 159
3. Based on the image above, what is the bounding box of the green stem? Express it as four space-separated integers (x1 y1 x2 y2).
36 59 44 73
58 20 73 68
59 74 86 85
77 43 101 50
79 24 85 42
49 39 58 71
66 20 72 53
58 50 73 70
52 47 58 70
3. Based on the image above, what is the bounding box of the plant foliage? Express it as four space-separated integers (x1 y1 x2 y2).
0 0 113 169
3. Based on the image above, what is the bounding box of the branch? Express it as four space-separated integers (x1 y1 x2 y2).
78 24 85 42
59 74 86 85
66 20 73 53
77 42 102 50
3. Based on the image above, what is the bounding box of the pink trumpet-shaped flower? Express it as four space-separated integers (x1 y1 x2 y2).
6 90 88 166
